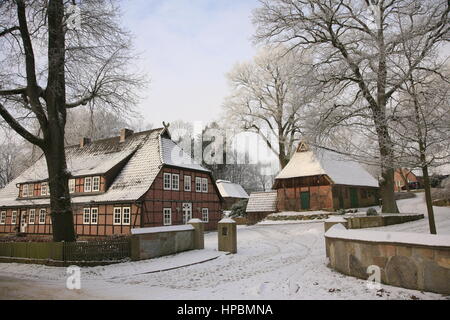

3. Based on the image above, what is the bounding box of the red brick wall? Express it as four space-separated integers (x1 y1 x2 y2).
142 167 222 230
277 185 334 211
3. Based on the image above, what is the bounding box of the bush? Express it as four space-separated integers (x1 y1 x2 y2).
366 208 378 216
229 199 249 218
336 209 346 215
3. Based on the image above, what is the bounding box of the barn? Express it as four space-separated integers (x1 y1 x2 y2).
273 142 380 211
0 128 223 237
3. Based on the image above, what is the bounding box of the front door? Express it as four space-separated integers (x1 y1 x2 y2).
182 203 192 224
20 210 27 233
300 192 310 210
350 188 359 208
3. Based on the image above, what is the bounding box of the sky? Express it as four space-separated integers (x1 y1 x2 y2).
121 0 260 128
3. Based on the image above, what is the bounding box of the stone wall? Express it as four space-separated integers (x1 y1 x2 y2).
130 222 204 260
324 213 424 231
325 225 450 295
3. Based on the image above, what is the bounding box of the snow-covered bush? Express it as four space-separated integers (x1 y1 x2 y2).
336 209 345 215
229 199 248 218
432 177 450 201
366 208 378 216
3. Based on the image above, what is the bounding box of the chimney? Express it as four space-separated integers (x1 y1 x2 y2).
79 137 91 147
120 128 134 142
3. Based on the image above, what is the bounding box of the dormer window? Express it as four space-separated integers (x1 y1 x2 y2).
84 177 92 192
92 176 100 192
22 184 29 197
69 179 75 193
41 182 48 196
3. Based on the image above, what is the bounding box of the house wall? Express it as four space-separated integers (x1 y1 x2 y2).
331 185 380 209
394 170 418 192
0 203 140 236
141 167 222 231
277 185 334 211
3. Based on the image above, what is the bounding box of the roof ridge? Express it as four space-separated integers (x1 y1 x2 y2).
65 127 164 149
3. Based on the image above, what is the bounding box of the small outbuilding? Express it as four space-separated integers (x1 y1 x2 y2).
273 142 380 211
245 190 278 224
215 180 249 210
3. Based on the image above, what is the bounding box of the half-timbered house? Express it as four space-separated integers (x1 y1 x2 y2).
0 128 222 236
273 142 380 211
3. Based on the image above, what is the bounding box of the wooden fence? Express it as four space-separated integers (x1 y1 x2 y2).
0 239 130 265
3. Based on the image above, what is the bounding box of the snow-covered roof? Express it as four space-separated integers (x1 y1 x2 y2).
215 180 249 199
246 191 278 213
0 128 210 207
275 147 379 188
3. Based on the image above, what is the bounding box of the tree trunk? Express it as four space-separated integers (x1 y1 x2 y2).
399 170 411 192
45 144 76 242
422 164 437 234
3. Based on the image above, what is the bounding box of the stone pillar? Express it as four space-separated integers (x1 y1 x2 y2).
188 218 205 250
218 218 237 254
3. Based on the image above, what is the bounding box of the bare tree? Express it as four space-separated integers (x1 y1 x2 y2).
0 1 146 241
253 0 449 213
223 46 317 169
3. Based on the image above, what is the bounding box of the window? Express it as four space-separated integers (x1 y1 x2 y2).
39 209 46 224
69 179 75 193
83 208 91 224
184 175 191 191
0 211 5 225
163 208 172 226
84 177 92 192
202 208 209 223
91 208 98 225
22 184 29 198
122 207 131 225
92 176 100 192
41 182 48 196
28 209 36 224
163 173 171 190
201 178 208 193
113 207 122 225
11 211 17 225
195 177 202 192
172 174 179 191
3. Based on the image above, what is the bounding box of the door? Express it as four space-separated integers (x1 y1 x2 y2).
182 203 192 224
300 192 310 210
20 210 27 233
350 188 359 208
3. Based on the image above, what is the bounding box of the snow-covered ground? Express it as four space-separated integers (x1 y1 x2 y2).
0 193 448 300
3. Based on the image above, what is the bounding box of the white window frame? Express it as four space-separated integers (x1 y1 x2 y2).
172 174 180 191
91 207 98 225
202 178 208 193
163 208 172 226
83 208 91 225
113 207 122 225
163 173 172 190
202 208 209 223
22 184 29 198
39 209 46 224
69 179 75 193
28 209 36 224
195 177 202 192
84 177 92 193
11 211 17 225
0 211 5 225
184 175 191 192
92 176 100 192
41 182 48 196
122 207 131 225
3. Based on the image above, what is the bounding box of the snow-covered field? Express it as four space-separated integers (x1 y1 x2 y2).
0 193 448 300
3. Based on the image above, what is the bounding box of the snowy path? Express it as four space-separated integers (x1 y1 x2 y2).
0 194 448 300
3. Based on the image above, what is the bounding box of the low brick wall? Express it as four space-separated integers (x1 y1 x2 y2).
325 225 450 295
324 213 424 231
130 223 204 261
